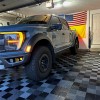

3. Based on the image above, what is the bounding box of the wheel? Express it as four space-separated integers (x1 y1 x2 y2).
25 46 52 81
70 39 79 55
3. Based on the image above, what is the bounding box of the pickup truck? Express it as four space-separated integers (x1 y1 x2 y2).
0 14 79 81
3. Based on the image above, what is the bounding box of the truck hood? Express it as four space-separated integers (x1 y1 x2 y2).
0 24 48 32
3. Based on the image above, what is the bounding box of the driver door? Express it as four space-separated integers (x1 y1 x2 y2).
49 16 62 50
59 18 71 46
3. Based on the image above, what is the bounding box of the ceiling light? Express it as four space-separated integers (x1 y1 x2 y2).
63 1 72 7
55 3 62 8
7 11 14 13
53 0 61 3
46 0 54 8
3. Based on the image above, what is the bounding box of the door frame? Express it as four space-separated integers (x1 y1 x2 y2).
90 9 100 48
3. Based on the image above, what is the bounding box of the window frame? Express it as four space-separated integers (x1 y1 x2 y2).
48 15 61 26
59 18 70 30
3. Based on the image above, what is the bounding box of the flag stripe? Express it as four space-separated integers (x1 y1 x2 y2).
67 11 87 26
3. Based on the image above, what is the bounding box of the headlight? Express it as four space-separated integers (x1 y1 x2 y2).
0 32 25 51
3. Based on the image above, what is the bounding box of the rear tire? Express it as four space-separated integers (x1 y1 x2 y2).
70 39 79 55
25 46 52 81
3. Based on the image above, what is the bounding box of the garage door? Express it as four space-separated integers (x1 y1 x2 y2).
90 10 100 48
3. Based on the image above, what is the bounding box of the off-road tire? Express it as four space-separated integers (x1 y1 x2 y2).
25 46 52 81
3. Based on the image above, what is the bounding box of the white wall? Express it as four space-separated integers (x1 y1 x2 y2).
89 9 100 49
75 9 100 50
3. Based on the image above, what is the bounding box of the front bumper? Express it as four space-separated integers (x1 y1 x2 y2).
0 51 30 69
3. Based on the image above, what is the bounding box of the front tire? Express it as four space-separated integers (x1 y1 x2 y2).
25 46 52 81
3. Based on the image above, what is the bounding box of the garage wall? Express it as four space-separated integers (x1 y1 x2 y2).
78 9 100 50
89 9 100 49
65 9 100 50
82 11 89 50
65 11 89 50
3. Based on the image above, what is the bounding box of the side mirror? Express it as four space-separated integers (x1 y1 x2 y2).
50 23 62 30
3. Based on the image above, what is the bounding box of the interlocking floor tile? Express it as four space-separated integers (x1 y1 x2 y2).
0 51 100 100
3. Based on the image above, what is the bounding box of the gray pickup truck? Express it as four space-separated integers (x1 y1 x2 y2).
0 14 79 81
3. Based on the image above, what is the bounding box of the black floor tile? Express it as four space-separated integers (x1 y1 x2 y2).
85 93 96 100
0 51 100 100
2 93 13 99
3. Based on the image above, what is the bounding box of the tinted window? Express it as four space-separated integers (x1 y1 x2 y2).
49 16 61 25
17 15 51 24
60 18 69 29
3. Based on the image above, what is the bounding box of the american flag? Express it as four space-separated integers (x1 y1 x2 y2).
65 11 87 26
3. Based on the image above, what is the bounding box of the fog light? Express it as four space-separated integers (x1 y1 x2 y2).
7 57 23 63
10 59 14 63
15 58 19 62
25 45 31 53
20 57 23 61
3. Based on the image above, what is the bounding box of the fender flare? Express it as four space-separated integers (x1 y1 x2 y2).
26 33 55 64
27 33 53 51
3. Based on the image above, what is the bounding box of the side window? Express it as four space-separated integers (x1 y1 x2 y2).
60 18 69 30
49 16 61 25
66 21 70 29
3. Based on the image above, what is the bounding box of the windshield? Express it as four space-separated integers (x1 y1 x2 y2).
17 15 51 24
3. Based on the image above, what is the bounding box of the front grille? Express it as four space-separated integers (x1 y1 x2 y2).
0 35 5 52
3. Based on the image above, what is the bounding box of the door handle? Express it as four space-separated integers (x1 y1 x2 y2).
62 33 65 35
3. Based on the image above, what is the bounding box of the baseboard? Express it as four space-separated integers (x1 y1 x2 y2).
78 49 90 51
90 48 100 51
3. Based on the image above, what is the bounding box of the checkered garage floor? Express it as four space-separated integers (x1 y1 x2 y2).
0 51 100 100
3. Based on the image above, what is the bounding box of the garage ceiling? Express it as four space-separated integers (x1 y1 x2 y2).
0 0 48 13
15 0 100 16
